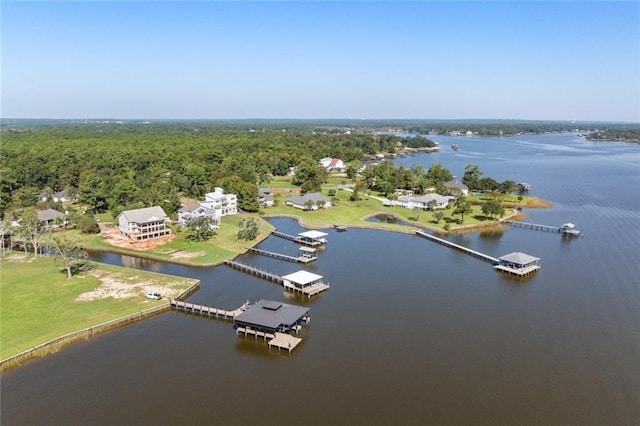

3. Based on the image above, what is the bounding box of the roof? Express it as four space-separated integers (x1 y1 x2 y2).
298 230 328 239
178 201 201 213
119 206 168 224
298 246 316 253
37 208 64 222
282 270 323 285
287 192 330 205
444 180 469 190
411 194 450 204
499 252 540 265
235 299 309 329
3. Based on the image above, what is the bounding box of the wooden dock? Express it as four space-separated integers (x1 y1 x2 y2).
235 327 302 353
272 231 324 247
415 230 499 264
504 221 560 233
224 260 284 284
170 300 248 321
224 260 329 297
247 247 315 263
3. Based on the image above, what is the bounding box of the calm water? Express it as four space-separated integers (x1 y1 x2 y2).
3 134 639 425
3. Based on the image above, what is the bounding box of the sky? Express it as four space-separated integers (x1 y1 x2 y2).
2 1 639 122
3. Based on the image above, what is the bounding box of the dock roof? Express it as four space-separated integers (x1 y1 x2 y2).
282 270 323 285
298 230 328 239
235 299 309 330
499 252 540 265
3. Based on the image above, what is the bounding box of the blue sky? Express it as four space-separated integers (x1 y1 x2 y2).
2 1 638 121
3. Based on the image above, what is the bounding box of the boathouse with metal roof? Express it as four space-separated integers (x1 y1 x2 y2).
494 252 540 276
234 300 310 334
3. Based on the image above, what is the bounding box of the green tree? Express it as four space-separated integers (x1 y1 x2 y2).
237 217 259 241
18 208 45 255
453 198 473 223
462 164 482 191
481 200 505 219
433 211 445 223
47 233 87 279
185 216 217 242
304 199 315 211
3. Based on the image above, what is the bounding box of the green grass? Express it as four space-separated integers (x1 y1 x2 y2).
0 255 197 359
265 188 508 232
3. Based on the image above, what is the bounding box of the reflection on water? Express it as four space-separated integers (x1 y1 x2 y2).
366 213 413 227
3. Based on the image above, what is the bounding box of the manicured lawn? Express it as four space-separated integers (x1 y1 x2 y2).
0 255 197 359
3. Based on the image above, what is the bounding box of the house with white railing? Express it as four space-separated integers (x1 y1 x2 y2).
118 206 171 241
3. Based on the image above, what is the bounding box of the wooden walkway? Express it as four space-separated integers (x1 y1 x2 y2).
224 260 284 284
247 247 315 263
236 327 302 353
224 260 329 297
170 300 248 321
504 220 560 233
271 231 324 247
415 230 499 264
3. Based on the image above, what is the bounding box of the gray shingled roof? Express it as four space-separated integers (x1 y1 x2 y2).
37 208 64 222
235 299 309 329
119 206 168 224
499 252 540 265
287 192 330 205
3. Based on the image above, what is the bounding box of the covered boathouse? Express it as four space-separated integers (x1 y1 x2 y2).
282 270 330 297
494 252 540 276
297 230 328 245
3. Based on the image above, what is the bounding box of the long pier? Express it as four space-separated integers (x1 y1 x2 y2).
247 247 315 263
415 230 499 264
224 260 284 284
504 221 560 233
170 300 248 321
271 231 324 247
224 260 329 297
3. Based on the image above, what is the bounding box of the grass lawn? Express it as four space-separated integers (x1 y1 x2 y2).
264 188 509 232
0 255 198 360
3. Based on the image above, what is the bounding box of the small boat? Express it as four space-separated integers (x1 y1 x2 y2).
451 144 459 151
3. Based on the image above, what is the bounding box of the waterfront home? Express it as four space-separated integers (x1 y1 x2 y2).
118 206 171 241
444 180 469 196
259 188 274 208
494 252 540 276
395 194 453 210
203 187 238 216
286 193 332 210
234 300 310 335
37 208 66 228
318 157 346 172
177 201 220 227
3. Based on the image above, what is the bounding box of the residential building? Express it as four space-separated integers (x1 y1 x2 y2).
444 180 469 196
177 201 220 227
318 157 346 172
203 187 238 216
394 194 453 210
118 206 171 241
286 193 332 210
259 188 274 208
37 208 66 228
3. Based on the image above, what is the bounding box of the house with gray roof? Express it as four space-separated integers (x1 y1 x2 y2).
177 201 220 227
444 180 469 196
37 208 66 228
286 192 332 210
395 194 453 210
118 206 171 241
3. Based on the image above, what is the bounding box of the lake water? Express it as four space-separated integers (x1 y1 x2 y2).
2 133 639 425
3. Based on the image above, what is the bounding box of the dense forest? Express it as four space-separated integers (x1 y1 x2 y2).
586 128 640 143
0 125 435 219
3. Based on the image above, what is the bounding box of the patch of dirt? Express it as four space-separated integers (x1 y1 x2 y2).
76 270 184 302
100 226 175 251
170 250 205 259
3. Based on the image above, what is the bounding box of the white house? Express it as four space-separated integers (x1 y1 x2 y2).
444 180 469 196
203 187 238 216
318 157 346 172
286 193 332 210
395 194 453 210
259 188 274 208
118 206 171 241
177 201 220 227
